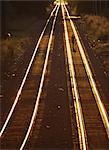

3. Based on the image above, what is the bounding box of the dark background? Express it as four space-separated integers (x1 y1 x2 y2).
1 1 52 38
1 0 109 38
69 0 109 16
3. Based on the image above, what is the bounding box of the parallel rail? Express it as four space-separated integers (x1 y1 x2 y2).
62 3 109 149
1 5 61 149
1 2 109 150
61 5 88 150
20 5 60 150
0 5 58 138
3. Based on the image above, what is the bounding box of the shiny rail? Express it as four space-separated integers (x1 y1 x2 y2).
63 4 109 139
0 5 58 137
20 5 60 150
61 4 88 150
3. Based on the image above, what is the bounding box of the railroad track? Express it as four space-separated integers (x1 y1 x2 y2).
62 3 109 149
1 2 109 150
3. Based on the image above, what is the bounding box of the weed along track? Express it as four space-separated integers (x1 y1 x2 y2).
1 2 109 150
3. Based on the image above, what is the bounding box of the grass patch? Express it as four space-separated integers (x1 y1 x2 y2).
84 15 109 41
83 14 109 76
0 11 45 77
0 37 32 63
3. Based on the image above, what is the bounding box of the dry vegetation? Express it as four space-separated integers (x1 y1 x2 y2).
0 1 50 75
0 15 45 82
83 14 109 76
0 37 32 64
84 15 109 41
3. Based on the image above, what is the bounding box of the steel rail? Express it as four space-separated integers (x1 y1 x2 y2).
61 4 88 150
64 4 109 138
20 5 60 150
0 5 58 137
